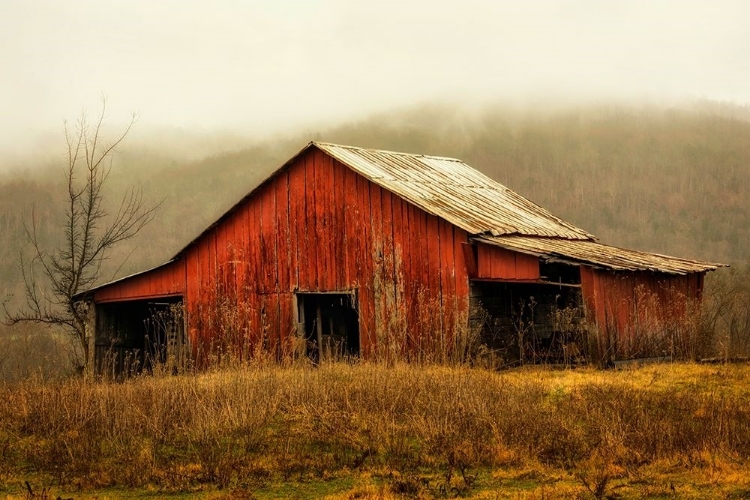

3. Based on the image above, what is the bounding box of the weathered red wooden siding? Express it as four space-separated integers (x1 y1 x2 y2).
177 148 471 360
580 266 705 360
93 260 186 302
476 243 540 280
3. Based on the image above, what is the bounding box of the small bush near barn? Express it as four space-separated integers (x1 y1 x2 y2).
2 362 750 498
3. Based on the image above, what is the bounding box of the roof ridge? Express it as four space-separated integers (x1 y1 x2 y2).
311 141 463 162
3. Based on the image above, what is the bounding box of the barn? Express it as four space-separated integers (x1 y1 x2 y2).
75 141 723 374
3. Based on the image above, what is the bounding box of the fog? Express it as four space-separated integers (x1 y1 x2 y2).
2 0 749 165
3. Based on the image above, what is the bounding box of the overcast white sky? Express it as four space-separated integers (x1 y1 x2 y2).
2 0 749 162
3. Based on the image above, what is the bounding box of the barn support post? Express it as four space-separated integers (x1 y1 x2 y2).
85 299 96 381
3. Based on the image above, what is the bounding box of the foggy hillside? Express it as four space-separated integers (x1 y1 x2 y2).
2 101 750 305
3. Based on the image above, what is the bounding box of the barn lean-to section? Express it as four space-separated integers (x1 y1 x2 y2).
474 235 713 363
76 142 723 375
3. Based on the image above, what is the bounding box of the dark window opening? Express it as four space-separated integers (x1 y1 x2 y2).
296 293 359 362
95 296 185 377
540 262 581 285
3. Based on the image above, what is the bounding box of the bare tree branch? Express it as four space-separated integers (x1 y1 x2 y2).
3 99 157 375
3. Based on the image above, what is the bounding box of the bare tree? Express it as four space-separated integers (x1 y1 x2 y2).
3 99 158 375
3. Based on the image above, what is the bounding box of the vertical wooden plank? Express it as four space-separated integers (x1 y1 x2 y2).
401 200 415 353
276 170 291 292
198 237 210 298
158 266 167 295
510 251 519 280
229 209 242 294
514 251 524 279
356 172 374 356
391 195 406 351
194 237 210 352
411 202 427 351
333 160 347 290
209 233 219 350
453 227 470 338
530 255 541 280
500 248 514 279
520 253 538 280
438 219 457 347
278 292 294 357
380 188 396 347
317 151 335 291
256 192 269 293
305 152 318 290
478 244 488 278
288 157 305 290
287 165 300 291
156 265 165 296
197 238 207 297
219 227 227 300
209 233 217 291
246 198 259 294
180 258 187 295
165 262 172 293
314 150 327 291
617 275 629 339
488 245 498 278
426 213 443 345
369 182 384 352
261 293 280 359
150 270 159 296
321 153 334 290
179 258 188 292
313 150 325 290
490 246 500 278
259 185 278 293
342 164 358 288
419 210 430 299
484 245 500 279
214 218 228 293
238 201 251 296
145 267 154 297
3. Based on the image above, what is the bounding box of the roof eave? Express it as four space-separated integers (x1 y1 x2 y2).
473 235 727 275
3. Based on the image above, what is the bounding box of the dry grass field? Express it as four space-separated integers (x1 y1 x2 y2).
1 362 750 499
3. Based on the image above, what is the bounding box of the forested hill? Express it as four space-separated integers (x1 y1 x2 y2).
2 102 750 301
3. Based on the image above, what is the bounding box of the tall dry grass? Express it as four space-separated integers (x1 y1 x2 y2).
2 362 750 495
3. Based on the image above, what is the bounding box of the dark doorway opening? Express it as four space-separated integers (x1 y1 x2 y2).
470 281 586 365
296 293 359 362
95 296 185 377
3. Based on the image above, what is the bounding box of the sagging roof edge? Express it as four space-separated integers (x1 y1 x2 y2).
473 236 728 275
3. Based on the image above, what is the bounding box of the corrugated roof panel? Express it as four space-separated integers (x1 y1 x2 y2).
476 235 725 275
315 142 594 240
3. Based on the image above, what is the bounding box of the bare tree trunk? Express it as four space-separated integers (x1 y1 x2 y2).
3 97 159 375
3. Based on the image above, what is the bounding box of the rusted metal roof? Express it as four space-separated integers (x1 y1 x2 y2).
476 235 725 275
314 142 594 240
168 141 593 261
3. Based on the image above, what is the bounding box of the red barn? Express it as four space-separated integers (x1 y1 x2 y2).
76 142 723 373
